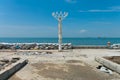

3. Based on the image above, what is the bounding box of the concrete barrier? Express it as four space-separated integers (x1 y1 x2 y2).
0 59 28 80
73 45 107 49
95 57 120 74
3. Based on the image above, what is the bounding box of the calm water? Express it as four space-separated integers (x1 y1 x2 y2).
0 38 120 45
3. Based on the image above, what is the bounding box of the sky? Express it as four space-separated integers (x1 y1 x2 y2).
0 0 120 38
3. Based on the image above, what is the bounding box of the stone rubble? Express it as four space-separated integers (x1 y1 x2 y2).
0 57 20 71
15 51 52 56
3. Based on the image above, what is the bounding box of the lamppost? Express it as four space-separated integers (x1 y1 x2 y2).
52 11 68 51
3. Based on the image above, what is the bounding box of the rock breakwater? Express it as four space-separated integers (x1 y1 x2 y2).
0 43 72 50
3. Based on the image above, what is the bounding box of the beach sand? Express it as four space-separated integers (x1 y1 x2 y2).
1 49 119 80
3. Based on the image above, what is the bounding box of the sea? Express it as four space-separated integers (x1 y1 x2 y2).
0 38 120 46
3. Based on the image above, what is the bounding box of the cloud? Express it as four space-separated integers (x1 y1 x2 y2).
90 21 111 25
79 6 120 12
110 6 120 10
79 10 117 12
79 29 87 33
0 25 58 37
65 0 77 3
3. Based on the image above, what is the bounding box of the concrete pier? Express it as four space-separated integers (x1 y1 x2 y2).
0 58 28 80
95 57 120 74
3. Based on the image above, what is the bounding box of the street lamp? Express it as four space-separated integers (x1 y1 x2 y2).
52 11 68 51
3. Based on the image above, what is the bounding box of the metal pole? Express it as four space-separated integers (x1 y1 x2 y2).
58 20 62 51
52 11 68 52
